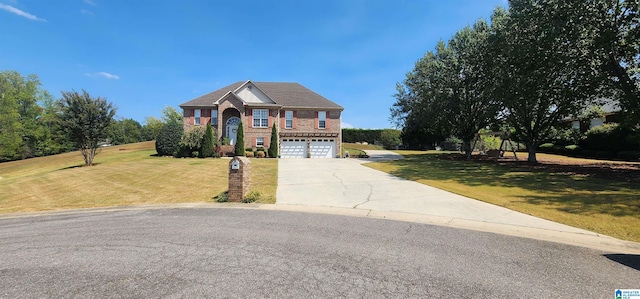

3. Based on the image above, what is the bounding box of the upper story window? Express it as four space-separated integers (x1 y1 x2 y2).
194 109 201 125
318 111 326 129
211 109 218 126
285 111 293 129
253 109 269 128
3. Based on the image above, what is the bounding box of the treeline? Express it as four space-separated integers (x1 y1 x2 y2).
391 0 640 162
0 70 181 162
342 128 401 149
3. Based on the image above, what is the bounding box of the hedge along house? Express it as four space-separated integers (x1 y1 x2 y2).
179 80 344 158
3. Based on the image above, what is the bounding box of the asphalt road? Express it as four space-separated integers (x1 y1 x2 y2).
1 207 638 298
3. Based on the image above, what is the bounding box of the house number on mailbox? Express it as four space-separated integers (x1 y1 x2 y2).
231 160 240 170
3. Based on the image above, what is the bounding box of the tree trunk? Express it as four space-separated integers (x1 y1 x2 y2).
462 139 472 160
527 142 538 163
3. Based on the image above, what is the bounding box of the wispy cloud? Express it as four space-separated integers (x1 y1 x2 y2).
341 121 354 129
0 3 46 21
81 9 93 15
83 0 96 6
86 72 120 80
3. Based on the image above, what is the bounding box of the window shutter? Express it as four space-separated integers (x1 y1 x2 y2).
189 109 194 124
252 137 257 147
293 111 297 129
247 109 252 127
315 111 319 129
326 111 330 129
268 109 273 128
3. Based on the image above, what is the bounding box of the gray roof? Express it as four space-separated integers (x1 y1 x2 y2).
179 81 343 110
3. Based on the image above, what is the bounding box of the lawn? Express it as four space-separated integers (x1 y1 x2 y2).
342 142 383 156
0 141 277 214
366 150 640 242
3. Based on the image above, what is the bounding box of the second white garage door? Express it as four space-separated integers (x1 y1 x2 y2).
310 139 335 158
280 139 307 158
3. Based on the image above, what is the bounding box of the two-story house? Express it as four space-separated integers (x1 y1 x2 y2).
179 80 344 158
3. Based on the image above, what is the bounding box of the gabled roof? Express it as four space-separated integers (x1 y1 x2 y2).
179 81 343 110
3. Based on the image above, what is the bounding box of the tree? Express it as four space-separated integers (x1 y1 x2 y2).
234 121 245 156
108 118 144 145
200 124 215 157
268 123 278 158
161 105 183 126
143 116 164 140
60 90 116 166
380 129 402 149
491 2 600 162
155 122 183 156
0 70 43 161
391 19 500 158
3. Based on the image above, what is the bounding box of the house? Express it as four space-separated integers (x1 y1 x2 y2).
567 99 622 132
179 80 344 158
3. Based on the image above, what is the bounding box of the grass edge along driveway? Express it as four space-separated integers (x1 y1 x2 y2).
365 150 640 243
0 141 277 214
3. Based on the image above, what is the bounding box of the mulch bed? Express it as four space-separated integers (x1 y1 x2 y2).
440 154 640 183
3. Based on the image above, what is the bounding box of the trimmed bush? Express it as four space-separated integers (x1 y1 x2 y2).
200 124 215 158
155 122 183 156
268 124 278 158
618 151 640 161
175 126 205 158
255 151 265 158
234 121 245 156
245 151 255 157
538 143 554 153
245 147 253 152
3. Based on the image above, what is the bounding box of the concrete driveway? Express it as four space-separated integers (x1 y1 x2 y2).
276 150 640 253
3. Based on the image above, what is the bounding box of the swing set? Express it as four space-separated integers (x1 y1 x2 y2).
470 131 519 161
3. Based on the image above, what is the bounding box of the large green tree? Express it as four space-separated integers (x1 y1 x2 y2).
391 19 499 158
491 2 601 162
60 90 116 166
0 71 44 161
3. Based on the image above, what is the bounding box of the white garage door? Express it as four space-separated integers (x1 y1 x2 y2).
310 139 335 158
280 139 307 158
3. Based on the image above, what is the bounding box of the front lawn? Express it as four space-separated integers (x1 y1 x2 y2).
0 141 277 214
366 150 640 242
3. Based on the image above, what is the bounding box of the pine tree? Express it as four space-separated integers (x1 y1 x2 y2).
268 123 278 158
200 124 214 157
234 121 245 156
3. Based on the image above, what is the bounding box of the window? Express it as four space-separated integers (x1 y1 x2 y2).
253 109 269 128
285 111 293 129
211 109 218 126
194 109 201 125
256 137 264 147
318 111 326 129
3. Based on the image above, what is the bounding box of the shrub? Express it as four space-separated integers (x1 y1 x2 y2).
538 143 554 153
618 151 640 161
155 122 183 156
200 124 215 158
245 147 253 152
245 151 255 157
268 124 278 158
256 147 265 152
175 126 205 158
256 151 265 158
214 191 228 202
580 123 625 152
342 129 384 144
242 191 261 203
595 150 615 158
380 129 401 149
234 121 245 156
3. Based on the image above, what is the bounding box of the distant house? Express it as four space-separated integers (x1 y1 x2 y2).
568 99 622 132
179 80 344 158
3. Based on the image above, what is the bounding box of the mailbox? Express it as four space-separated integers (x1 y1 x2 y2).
231 159 240 170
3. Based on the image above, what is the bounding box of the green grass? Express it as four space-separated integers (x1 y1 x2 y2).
366 150 640 242
0 141 277 214
342 142 383 156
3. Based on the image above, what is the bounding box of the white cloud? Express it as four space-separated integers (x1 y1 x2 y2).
86 72 120 80
83 0 96 6
81 9 93 15
0 3 46 21
341 121 354 129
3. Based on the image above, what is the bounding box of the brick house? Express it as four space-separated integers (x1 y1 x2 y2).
179 80 344 158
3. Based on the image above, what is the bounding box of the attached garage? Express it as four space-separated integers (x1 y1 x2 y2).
310 139 335 158
280 139 307 158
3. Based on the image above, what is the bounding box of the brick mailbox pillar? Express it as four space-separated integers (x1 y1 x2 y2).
228 156 251 202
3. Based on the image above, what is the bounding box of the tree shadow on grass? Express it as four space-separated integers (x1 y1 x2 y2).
604 254 640 271
383 153 640 218
59 163 100 170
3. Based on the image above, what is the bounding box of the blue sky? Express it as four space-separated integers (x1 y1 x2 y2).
1 0 505 129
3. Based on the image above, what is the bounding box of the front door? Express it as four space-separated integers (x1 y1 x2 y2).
226 117 241 145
